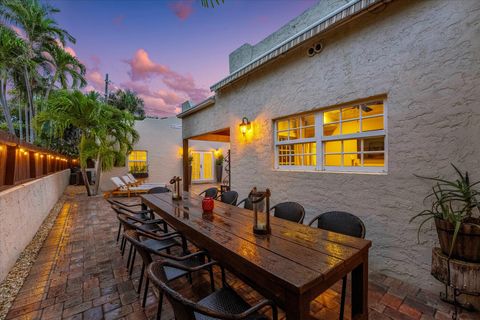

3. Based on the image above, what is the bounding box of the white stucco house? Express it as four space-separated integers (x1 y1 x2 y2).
100 117 229 192
177 0 480 293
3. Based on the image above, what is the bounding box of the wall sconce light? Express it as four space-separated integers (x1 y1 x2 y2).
239 117 251 136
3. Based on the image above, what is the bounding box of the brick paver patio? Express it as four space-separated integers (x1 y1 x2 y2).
4 187 478 320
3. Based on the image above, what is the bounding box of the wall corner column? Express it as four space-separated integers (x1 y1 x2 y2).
183 139 189 191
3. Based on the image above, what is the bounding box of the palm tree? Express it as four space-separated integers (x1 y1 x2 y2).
43 44 86 100
108 89 146 119
0 25 26 134
1 0 76 142
35 90 138 196
201 0 225 8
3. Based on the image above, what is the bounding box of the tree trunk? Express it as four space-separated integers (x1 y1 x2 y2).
18 103 23 140
44 73 58 102
23 66 35 143
81 167 92 196
24 98 29 142
93 156 102 196
0 79 15 134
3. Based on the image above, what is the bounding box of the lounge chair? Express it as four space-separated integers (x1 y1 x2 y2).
105 177 154 198
121 175 165 188
125 173 166 187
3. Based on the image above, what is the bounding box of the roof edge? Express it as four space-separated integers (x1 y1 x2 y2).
176 96 216 119
210 0 389 92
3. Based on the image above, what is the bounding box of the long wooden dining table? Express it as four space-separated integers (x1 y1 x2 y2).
141 192 371 320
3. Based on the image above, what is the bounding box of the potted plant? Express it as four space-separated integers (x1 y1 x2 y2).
131 164 148 179
215 153 224 183
410 164 480 262
188 154 193 185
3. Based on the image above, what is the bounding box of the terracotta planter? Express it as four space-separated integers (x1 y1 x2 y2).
435 217 480 262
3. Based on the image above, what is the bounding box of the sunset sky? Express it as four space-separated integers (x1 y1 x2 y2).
47 0 316 116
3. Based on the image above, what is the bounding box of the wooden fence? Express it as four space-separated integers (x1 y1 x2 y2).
0 130 75 190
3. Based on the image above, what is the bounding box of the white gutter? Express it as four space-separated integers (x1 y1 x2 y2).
210 0 388 91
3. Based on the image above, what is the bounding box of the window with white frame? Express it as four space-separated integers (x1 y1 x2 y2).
128 150 148 173
274 101 386 173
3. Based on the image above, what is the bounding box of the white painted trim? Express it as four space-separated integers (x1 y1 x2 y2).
273 99 388 174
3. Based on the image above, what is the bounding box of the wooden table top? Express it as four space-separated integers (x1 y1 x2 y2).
141 192 371 295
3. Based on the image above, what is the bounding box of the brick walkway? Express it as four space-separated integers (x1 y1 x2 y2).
4 187 478 320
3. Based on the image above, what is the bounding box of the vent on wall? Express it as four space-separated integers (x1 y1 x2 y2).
307 42 324 57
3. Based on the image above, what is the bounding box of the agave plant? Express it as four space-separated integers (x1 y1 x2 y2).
410 164 480 256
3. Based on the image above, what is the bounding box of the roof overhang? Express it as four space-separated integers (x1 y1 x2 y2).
210 0 390 92
176 96 216 119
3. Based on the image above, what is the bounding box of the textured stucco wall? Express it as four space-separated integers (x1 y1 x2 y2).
100 117 183 191
100 117 229 191
0 170 70 282
229 0 349 72
182 0 480 291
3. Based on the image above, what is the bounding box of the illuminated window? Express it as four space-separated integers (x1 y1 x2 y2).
274 101 386 173
128 150 148 173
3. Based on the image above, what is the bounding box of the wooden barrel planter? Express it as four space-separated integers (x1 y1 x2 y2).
431 247 480 311
435 217 480 262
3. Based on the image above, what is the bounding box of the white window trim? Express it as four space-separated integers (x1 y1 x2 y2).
274 101 387 174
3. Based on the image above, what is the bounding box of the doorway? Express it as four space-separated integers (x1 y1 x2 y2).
191 151 214 183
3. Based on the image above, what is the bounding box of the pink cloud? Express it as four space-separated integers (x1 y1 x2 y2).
125 48 209 103
121 81 185 116
10 26 27 39
169 0 194 20
64 47 77 57
127 49 169 81
86 70 104 90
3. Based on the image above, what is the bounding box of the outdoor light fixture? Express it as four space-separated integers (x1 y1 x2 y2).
239 117 251 136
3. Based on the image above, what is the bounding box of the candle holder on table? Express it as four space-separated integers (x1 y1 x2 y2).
169 176 182 200
250 187 271 235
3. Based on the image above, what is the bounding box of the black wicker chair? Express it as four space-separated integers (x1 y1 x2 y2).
106 198 142 208
148 186 171 194
308 211 366 320
108 200 155 244
148 261 278 320
199 187 219 198
218 191 238 206
236 197 253 210
270 202 305 224
124 229 215 317
116 210 182 275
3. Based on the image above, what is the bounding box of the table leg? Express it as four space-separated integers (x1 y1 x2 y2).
351 253 368 320
284 291 311 320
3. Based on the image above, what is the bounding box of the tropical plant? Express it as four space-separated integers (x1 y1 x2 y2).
0 0 77 142
130 164 148 174
43 43 86 100
35 90 139 196
108 89 146 120
0 25 27 134
410 164 480 256
215 153 224 166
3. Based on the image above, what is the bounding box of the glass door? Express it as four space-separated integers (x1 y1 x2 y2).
191 151 214 182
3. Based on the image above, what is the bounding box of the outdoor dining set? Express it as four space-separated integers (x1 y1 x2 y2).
106 180 371 320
